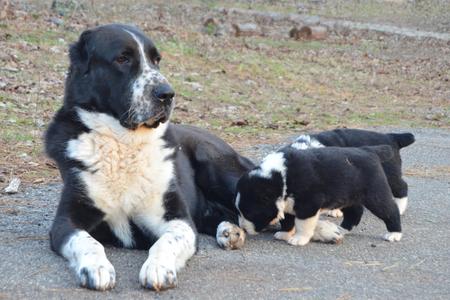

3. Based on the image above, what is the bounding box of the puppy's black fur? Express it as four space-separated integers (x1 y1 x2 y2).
236 145 402 244
293 128 414 200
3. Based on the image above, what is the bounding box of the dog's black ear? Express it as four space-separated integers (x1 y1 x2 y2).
69 30 93 75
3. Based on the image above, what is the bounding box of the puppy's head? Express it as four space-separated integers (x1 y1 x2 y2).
235 153 286 234
67 24 174 130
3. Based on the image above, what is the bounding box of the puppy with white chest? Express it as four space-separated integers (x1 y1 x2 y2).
235 145 403 246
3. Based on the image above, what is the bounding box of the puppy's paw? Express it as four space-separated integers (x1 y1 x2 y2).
274 227 295 241
287 235 311 246
139 258 177 291
77 257 116 291
383 232 402 242
216 221 246 250
312 220 345 244
324 209 343 218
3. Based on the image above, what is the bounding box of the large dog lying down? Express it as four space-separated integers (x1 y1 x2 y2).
45 24 343 291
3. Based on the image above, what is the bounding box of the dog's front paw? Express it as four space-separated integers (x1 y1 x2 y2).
77 257 116 291
287 235 311 246
312 220 345 244
274 227 295 241
216 221 246 250
139 258 177 291
383 232 402 242
324 209 343 218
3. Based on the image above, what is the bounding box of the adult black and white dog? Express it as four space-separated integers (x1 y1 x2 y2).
291 129 415 218
235 145 403 246
45 24 344 291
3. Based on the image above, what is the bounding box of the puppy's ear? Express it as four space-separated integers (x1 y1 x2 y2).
69 30 93 75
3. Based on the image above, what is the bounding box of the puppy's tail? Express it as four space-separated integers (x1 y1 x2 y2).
388 132 415 149
362 145 394 163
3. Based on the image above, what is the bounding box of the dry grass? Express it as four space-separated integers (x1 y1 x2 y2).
0 0 449 185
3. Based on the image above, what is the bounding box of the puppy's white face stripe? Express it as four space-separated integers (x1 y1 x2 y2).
123 29 168 123
250 152 286 179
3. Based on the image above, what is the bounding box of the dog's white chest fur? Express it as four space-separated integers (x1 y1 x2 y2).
66 109 174 245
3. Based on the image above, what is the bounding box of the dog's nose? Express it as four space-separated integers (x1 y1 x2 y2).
153 83 175 102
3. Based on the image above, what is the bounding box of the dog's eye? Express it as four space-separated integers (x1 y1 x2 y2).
152 56 161 66
115 55 129 65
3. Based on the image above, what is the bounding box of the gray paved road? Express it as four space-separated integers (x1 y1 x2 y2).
1 128 449 299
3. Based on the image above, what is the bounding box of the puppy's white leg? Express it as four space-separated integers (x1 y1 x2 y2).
61 230 115 291
274 227 296 241
139 220 196 291
312 220 345 244
216 221 246 250
323 209 343 218
394 197 408 215
287 212 320 246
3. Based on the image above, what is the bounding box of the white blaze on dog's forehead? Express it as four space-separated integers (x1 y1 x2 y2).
123 29 168 123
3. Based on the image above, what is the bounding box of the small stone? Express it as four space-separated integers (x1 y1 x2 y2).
48 17 64 26
231 119 249 126
4 177 21 194
184 81 203 91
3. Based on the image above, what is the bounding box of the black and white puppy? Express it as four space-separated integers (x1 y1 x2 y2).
235 145 403 246
291 128 415 217
45 24 259 291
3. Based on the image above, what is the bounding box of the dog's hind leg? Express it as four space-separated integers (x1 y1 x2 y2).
340 205 364 231
364 190 402 242
390 177 408 215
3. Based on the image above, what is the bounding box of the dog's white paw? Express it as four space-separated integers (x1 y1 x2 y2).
274 227 295 241
287 235 311 246
383 232 402 242
139 258 177 291
312 220 345 244
324 209 343 218
77 257 116 291
216 221 246 250
395 197 408 215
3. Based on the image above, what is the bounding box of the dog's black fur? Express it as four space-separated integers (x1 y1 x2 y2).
45 24 254 291
236 145 402 245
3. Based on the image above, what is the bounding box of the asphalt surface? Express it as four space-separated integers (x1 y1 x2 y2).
1 127 449 299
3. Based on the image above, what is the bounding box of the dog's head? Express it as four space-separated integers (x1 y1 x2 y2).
66 24 174 130
235 152 286 234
